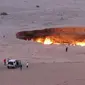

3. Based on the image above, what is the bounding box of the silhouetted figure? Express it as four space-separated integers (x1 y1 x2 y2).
20 64 22 70
3 58 6 65
26 62 29 68
66 47 68 52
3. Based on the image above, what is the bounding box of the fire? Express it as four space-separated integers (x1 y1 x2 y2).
35 38 43 43
34 36 85 46
34 37 53 45
44 37 53 44
75 42 85 46
16 27 85 46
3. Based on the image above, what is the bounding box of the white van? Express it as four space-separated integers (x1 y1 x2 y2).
7 59 22 69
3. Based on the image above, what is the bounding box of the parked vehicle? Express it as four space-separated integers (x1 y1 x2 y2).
7 59 22 69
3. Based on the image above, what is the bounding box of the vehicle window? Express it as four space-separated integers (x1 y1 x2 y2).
8 62 13 65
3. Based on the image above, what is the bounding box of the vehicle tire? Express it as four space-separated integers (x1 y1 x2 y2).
13 67 16 69
7 66 9 69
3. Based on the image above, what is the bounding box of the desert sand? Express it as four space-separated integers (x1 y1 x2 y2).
0 0 85 85
0 62 85 85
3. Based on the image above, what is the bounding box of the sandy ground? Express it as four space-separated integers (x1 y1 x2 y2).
0 0 85 85
0 62 85 85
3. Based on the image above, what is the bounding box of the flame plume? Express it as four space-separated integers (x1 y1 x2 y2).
16 27 85 46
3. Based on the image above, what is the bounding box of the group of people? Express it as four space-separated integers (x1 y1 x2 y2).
3 47 68 71
17 62 29 70
19 62 29 70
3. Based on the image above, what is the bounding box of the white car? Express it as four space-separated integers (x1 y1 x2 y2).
7 59 22 69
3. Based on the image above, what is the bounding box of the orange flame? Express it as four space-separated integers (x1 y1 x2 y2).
44 37 53 44
75 42 85 46
34 36 85 46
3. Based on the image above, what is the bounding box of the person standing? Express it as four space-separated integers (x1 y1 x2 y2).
7 58 10 62
3 58 6 65
66 47 68 52
26 62 29 68
20 64 22 70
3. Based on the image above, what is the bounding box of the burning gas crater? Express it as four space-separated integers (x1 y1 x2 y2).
16 27 85 46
